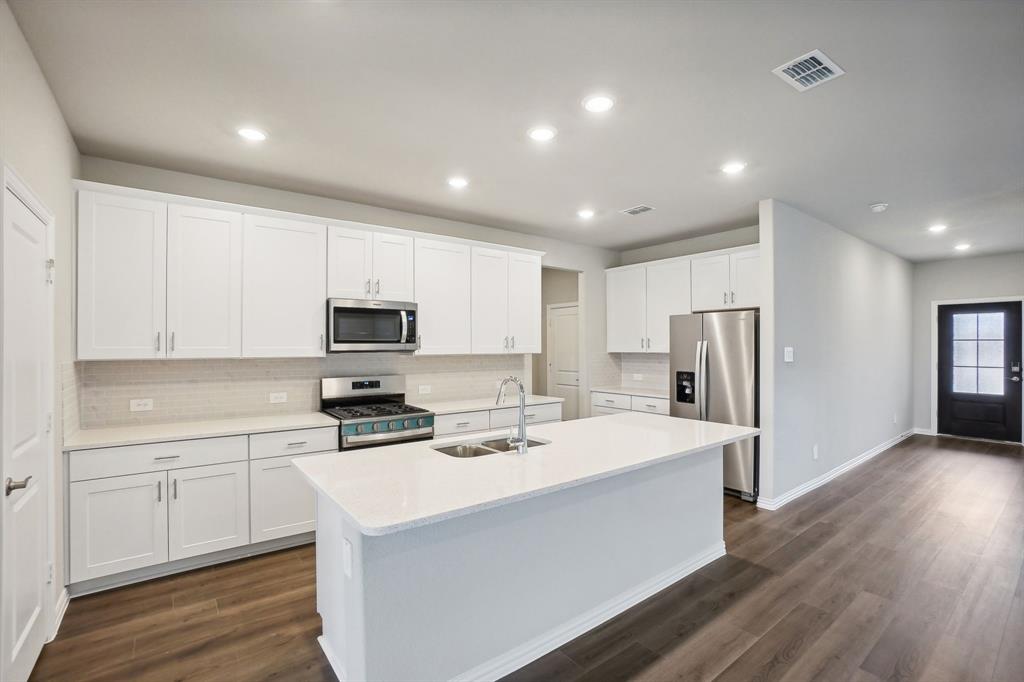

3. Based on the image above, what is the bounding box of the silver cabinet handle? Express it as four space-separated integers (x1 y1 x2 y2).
604 399 615 403
646 337 651 349
153 455 180 461
172 478 178 500
156 480 162 502
320 333 324 350
641 337 644 350
645 403 657 408
263 463 293 472
511 335 515 350
5 475 31 496
504 336 509 350
286 441 308 447
365 278 371 295
525 413 536 419
456 421 471 427
375 279 380 295
156 331 161 351
723 292 727 305
731 291 735 304
170 331 175 352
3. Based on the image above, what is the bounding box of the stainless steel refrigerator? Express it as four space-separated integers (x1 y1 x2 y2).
669 311 759 501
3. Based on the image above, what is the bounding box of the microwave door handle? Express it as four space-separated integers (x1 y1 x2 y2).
401 311 409 343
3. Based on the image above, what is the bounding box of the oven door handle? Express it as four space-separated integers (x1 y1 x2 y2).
343 426 433 446
400 310 409 344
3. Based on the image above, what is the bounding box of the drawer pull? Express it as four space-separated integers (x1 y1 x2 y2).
645 404 657 408
172 478 178 500
525 414 536 418
264 463 293 472
604 399 615 403
456 421 471 427
153 455 180 461
156 480 162 502
286 441 308 447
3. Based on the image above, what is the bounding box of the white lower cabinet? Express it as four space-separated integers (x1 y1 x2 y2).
590 391 670 418
69 471 169 582
250 455 316 543
168 461 250 561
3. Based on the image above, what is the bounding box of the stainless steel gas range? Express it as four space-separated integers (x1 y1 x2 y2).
320 376 435 450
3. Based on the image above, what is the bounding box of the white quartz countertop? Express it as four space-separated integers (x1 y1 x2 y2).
591 385 671 400
64 412 340 450
294 412 758 536
416 394 563 415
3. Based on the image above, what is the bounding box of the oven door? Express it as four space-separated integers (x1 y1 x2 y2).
328 298 418 352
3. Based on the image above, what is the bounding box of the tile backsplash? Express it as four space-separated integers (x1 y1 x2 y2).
618 353 670 390
73 354 530 430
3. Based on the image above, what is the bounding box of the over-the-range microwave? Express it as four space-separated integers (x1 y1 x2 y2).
327 298 419 352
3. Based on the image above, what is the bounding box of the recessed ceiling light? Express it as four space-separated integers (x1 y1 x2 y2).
582 94 615 113
447 176 469 189
954 243 971 251
237 127 267 142
869 203 889 213
928 224 947 233
577 208 595 220
720 161 747 175
528 126 557 142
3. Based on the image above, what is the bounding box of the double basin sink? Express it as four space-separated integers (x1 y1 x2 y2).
433 437 550 458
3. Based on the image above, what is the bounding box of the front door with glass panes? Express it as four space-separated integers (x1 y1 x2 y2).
937 301 1022 442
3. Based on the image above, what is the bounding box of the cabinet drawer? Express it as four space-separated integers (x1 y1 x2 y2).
69 436 248 482
591 391 631 410
592 405 630 417
631 396 670 415
249 427 338 460
434 410 490 436
490 402 562 428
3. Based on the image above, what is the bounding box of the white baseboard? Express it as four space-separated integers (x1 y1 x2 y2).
318 636 347 682
452 541 727 682
913 427 937 436
757 430 913 511
48 588 70 642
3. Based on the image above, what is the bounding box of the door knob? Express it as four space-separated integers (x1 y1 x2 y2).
1012 376 1021 383
5 475 31 496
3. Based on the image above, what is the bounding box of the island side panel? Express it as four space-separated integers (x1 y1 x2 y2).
359 446 724 682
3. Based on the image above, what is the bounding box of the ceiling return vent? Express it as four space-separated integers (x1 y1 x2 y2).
620 204 655 216
772 49 845 91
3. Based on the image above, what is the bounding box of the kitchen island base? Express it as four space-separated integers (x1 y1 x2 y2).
314 445 724 682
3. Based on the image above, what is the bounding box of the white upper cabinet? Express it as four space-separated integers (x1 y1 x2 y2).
691 247 760 311
327 224 373 299
606 266 646 353
644 258 692 353
327 223 414 301
77 191 167 359
729 248 761 308
414 238 471 354
166 204 243 358
372 232 415 301
242 214 327 357
471 247 510 354
507 252 542 353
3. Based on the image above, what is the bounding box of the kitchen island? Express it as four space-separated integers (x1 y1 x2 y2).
294 412 758 682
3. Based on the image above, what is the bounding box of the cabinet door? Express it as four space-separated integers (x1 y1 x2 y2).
605 266 646 353
690 254 731 312
250 455 316 543
77 191 167 359
729 248 760 309
471 247 510 354
168 461 249 561
414 238 471 354
70 471 168 582
644 259 691 353
242 215 327 357
327 224 373 299
166 204 242 358
507 252 542 353
372 232 415 301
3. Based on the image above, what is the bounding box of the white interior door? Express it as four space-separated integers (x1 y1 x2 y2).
645 259 691 353
414 238 471 354
546 305 580 420
2 182 53 682
327 223 373 300
166 204 242 358
690 254 731 312
507 252 542 353
77 190 167 359
729 249 761 308
471 247 510 354
605 266 646 353
168 461 249 561
372 232 415 301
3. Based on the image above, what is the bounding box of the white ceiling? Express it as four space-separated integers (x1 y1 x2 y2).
10 0 1024 260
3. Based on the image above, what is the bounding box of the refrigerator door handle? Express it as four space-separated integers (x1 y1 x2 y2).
699 340 709 421
694 341 704 420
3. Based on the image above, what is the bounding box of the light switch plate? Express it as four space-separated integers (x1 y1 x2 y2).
784 347 795 363
418 385 432 395
269 392 288 404
129 398 153 412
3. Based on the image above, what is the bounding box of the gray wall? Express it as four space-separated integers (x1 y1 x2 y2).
911 252 1024 432
618 225 758 265
759 199 913 502
533 268 579 394
1 0 81 619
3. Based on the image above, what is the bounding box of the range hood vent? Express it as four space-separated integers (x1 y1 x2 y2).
772 49 845 91
620 204 655 216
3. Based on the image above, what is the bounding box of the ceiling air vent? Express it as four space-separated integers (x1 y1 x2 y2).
620 204 654 216
772 49 844 92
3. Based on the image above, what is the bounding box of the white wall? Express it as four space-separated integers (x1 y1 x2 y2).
618 225 758 266
759 199 913 503
911 252 1024 432
0 0 81 625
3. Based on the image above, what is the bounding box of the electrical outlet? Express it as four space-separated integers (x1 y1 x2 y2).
632 373 644 381
812 443 819 460
418 385 432 395
892 412 898 425
129 398 153 412
269 392 288 404
784 347 795 363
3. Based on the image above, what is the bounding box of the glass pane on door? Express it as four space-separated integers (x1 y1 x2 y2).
951 312 1004 396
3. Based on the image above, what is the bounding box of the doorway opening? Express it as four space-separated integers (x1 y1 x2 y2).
936 300 1022 442
534 268 582 420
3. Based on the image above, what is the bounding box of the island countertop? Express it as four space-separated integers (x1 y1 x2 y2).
293 412 758 536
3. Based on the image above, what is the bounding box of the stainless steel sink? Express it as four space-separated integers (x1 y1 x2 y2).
479 437 549 452
432 437 551 458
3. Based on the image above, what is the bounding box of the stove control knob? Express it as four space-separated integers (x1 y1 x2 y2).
392 420 403 431
405 418 417 429
418 417 429 428
357 423 370 434
372 422 383 433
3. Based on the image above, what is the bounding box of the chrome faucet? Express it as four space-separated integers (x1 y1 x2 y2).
495 376 528 454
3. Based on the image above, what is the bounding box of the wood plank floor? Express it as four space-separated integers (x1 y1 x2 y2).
31 435 1023 681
